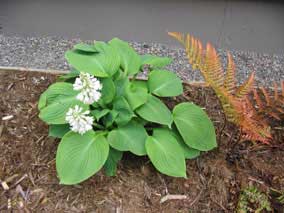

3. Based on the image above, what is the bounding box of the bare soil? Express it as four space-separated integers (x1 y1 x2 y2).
0 70 283 212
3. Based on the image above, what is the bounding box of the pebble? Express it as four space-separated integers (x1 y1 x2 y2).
0 34 283 86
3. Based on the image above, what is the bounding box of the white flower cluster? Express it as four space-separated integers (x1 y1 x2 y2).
66 105 94 134
73 73 102 104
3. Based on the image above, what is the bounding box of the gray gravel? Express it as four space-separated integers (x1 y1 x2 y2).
0 34 283 86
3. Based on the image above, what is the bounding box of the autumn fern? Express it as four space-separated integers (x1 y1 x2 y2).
252 81 284 121
169 32 271 143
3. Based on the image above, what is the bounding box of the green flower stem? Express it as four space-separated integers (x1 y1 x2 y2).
93 122 105 130
96 130 108 136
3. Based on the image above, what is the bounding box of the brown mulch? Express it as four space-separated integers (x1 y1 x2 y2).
0 70 283 212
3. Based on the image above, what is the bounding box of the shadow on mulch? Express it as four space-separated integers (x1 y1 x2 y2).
0 70 283 212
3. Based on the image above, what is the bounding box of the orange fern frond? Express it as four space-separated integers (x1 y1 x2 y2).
224 52 236 94
168 32 185 45
260 86 271 106
204 43 224 88
282 81 284 97
239 97 271 143
273 82 279 101
235 72 255 99
253 88 264 110
169 31 271 143
252 82 284 121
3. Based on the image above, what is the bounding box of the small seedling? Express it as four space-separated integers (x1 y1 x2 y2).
237 186 272 213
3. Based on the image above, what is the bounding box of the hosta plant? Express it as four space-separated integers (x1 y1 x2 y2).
38 38 217 185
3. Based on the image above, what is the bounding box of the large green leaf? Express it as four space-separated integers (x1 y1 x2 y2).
39 98 88 124
56 131 109 185
141 54 172 69
57 68 80 82
114 77 130 97
173 103 217 151
38 92 47 111
124 82 148 110
65 41 120 77
39 82 89 124
91 109 110 121
102 110 119 128
112 69 124 81
132 80 148 91
145 128 186 177
99 78 116 105
148 70 183 97
73 43 97 53
38 82 78 110
107 121 147 156
113 97 133 126
109 38 141 75
103 148 123 176
38 82 89 124
166 128 200 159
49 124 70 138
181 146 200 159
136 95 173 126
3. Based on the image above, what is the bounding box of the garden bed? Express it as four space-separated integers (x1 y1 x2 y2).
0 70 283 212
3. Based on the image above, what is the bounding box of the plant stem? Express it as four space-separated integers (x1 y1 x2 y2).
93 123 105 130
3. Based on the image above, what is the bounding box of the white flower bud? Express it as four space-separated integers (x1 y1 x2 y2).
73 73 102 104
66 105 94 134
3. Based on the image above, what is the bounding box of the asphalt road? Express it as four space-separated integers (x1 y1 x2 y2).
0 0 284 54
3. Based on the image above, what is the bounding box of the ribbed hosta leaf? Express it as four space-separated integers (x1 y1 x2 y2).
109 38 141 75
39 96 88 125
38 82 89 124
141 54 172 69
124 82 148 110
136 95 173 126
108 121 147 156
173 102 217 151
113 97 134 126
103 148 123 176
65 41 120 77
148 70 183 97
38 82 78 110
73 43 97 53
56 131 109 185
99 78 116 105
145 128 186 177
57 68 80 82
165 128 200 159
49 124 70 138
39 99 88 125
91 109 110 121
132 80 148 91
